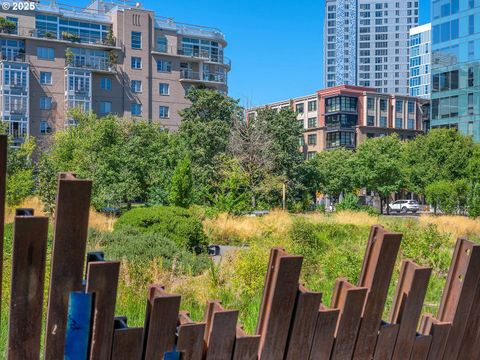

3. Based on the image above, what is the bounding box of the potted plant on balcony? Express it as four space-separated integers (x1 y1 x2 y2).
108 50 117 71
104 27 115 46
62 31 80 42
44 31 55 39
65 47 74 67
0 18 17 34
17 48 25 61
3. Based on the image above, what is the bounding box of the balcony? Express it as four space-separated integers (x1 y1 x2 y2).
68 57 112 72
153 45 231 67
9 106 27 114
155 17 225 42
180 69 201 81
180 69 227 85
0 26 117 48
0 51 26 62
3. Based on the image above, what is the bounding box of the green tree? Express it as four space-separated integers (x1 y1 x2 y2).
37 110 177 211
178 88 243 202
307 148 356 200
355 134 405 214
6 137 35 206
425 180 458 215
468 183 480 218
168 157 193 207
253 108 305 208
403 129 474 194
209 155 250 214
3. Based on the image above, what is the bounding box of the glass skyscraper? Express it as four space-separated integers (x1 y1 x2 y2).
409 23 431 99
431 0 480 140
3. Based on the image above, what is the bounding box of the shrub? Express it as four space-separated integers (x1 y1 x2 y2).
89 228 210 277
336 193 361 211
114 206 207 250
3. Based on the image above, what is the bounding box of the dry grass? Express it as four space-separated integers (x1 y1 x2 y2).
5 196 116 232
88 209 116 232
303 211 380 227
5 197 46 223
419 215 480 243
203 209 293 244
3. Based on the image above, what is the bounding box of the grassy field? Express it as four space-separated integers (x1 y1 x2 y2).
0 198 479 355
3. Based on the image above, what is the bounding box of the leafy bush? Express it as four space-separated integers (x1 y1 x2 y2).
336 193 361 211
89 228 210 277
114 206 207 250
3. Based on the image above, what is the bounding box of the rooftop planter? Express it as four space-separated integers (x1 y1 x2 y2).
61 31 81 43
0 18 17 34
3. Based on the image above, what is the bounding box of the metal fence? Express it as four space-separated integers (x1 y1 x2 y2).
0 134 479 359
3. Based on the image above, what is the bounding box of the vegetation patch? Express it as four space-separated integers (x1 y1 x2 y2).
114 206 207 250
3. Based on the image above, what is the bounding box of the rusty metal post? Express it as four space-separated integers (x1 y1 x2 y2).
44 173 92 359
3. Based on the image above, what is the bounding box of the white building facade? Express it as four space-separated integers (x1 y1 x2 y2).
324 0 419 95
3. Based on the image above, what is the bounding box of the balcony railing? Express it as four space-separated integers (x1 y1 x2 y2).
155 16 225 41
180 69 201 81
153 45 231 67
180 69 227 85
68 57 112 72
0 51 26 62
0 27 117 47
9 106 27 114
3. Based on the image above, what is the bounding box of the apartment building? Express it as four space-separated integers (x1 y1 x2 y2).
324 0 419 95
409 23 431 99
0 0 230 146
431 0 480 141
247 85 428 159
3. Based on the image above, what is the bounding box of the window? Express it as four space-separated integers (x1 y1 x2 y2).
407 119 415 129
131 103 142 116
157 59 172 72
326 131 355 148
101 77 111 90
299 136 305 147
131 31 142 49
367 97 375 110
131 57 142 69
40 120 51 134
307 151 317 160
159 106 169 118
156 36 168 52
367 116 375 126
325 96 358 113
37 47 54 60
325 114 357 128
40 97 52 110
395 100 403 111
131 80 142 93
40 71 52 85
308 117 317 128
298 120 304 129
395 118 402 128
380 116 387 127
159 83 170 95
408 101 415 113
296 103 304 114
100 101 112 114
380 99 387 111
308 100 317 112
307 134 317 145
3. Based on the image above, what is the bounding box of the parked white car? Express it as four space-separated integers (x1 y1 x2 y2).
388 200 420 214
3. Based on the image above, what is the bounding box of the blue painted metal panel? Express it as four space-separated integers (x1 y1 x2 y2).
64 292 93 360
164 350 182 360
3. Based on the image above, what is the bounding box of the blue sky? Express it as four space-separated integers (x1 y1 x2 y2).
82 0 431 106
